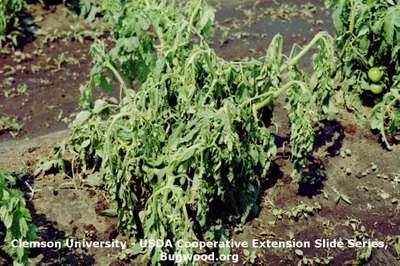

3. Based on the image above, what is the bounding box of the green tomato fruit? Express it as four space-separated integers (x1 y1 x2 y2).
368 67 384 82
370 83 383 94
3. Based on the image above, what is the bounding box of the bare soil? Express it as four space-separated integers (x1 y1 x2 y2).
0 5 113 142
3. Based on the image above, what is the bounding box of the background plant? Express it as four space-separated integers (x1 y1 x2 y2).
64 0 103 22
0 0 26 46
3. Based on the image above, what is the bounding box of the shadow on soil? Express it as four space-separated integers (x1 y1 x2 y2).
3 10 37 49
298 120 345 197
313 120 345 156
29 210 95 265
298 156 327 197
0 223 13 265
19 175 96 265
262 161 284 192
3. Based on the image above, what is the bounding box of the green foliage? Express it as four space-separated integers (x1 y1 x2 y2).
0 0 25 46
65 0 104 22
0 115 22 132
0 169 36 265
370 84 400 147
327 0 400 148
77 0 101 22
88 0 215 93
41 0 337 264
285 32 336 174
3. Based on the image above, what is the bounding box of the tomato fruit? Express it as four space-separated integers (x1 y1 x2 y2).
370 83 383 94
368 67 384 82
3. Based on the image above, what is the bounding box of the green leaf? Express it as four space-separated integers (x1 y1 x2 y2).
19 217 28 237
72 111 91 128
129 242 144 256
100 202 118 217
93 99 109 114
86 172 102 186
384 6 400 44
3 211 12 228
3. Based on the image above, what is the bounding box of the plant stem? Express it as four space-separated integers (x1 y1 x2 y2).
381 94 400 150
281 32 330 72
106 61 131 97
254 80 307 111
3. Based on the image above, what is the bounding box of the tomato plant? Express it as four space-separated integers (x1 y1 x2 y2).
37 0 338 264
326 0 400 148
0 169 36 265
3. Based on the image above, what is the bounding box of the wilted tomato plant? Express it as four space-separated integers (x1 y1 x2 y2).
35 0 340 264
